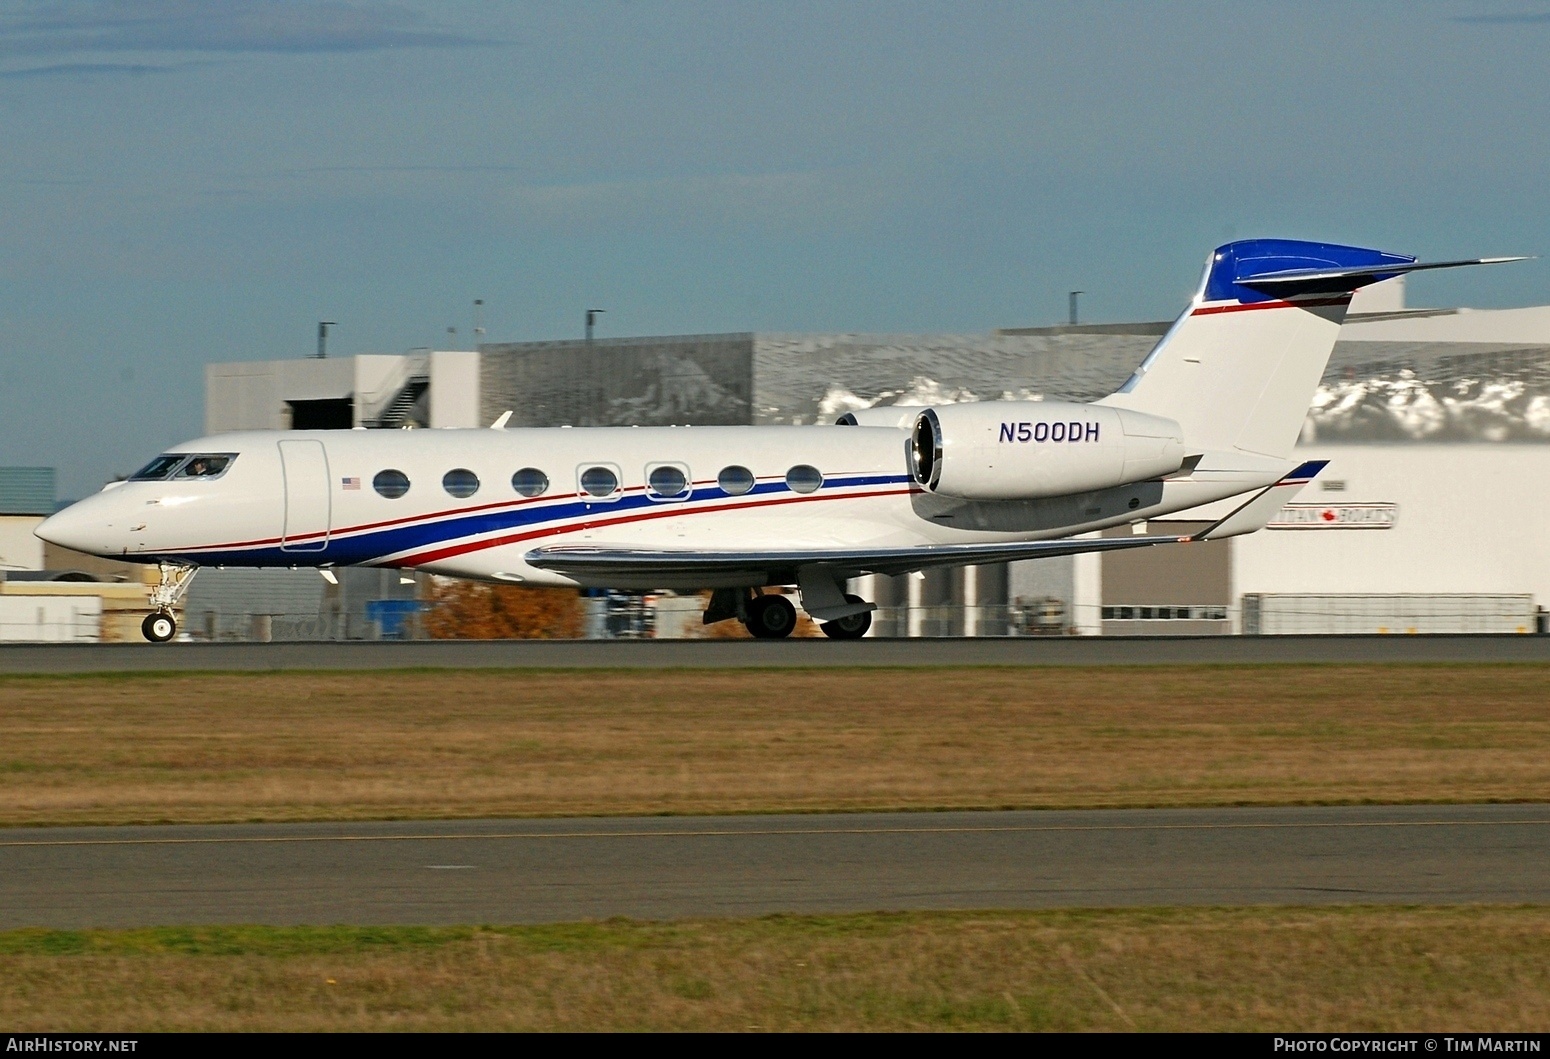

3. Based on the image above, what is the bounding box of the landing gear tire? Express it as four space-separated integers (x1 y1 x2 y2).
820 595 872 640
745 594 797 639
142 612 177 643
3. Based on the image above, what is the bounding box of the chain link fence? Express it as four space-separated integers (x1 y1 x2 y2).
4 591 1545 642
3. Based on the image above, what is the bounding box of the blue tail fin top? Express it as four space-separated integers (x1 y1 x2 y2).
1203 239 1415 304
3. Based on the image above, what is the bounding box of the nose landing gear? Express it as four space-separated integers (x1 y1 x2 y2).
142 612 177 643
141 561 199 643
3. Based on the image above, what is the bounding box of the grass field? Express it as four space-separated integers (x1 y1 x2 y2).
1 664 1547 826
3 906 1548 1031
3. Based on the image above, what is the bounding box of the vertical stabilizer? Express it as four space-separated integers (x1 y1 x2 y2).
1101 239 1415 460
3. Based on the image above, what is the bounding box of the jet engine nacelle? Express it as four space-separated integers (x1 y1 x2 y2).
834 407 916 429
909 401 1186 501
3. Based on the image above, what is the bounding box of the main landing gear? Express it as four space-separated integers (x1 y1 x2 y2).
817 595 871 640
701 587 873 640
142 561 198 643
745 594 797 639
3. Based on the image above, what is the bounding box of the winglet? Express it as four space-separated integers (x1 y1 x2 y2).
490 411 513 430
1193 460 1328 541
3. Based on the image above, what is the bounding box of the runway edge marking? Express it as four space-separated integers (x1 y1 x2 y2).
5 816 1549 848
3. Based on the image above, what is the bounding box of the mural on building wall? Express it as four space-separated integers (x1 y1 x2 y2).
483 330 1550 443
1305 345 1550 443
752 332 1154 425
480 335 753 428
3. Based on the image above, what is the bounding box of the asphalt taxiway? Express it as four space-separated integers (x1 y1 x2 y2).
3 634 1550 673
2 804 1546 928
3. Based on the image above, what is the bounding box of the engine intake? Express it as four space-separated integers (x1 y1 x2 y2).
907 401 1185 501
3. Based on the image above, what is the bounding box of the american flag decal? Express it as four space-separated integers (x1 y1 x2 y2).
342 477 361 490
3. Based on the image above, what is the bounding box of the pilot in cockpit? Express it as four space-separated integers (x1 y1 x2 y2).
177 455 229 478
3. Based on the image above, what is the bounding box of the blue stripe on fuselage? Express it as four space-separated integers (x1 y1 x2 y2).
157 473 912 567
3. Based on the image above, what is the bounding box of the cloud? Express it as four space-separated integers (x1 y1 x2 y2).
0 0 494 56
295 164 528 175
0 59 203 78
1452 11 1550 23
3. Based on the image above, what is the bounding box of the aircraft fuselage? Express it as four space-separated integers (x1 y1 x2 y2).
37 425 1279 589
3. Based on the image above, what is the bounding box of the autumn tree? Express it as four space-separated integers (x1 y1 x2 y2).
422 580 584 640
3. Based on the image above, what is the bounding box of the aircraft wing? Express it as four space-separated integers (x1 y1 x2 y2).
528 458 1334 584
524 532 1192 582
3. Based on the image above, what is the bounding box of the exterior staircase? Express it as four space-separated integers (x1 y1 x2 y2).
367 376 429 429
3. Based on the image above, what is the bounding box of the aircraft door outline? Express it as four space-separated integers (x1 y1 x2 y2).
278 439 332 552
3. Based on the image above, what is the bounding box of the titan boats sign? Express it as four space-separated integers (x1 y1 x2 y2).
1268 503 1398 530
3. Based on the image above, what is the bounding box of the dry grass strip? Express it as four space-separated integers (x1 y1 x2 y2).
2 665 1549 826
2 906 1548 1031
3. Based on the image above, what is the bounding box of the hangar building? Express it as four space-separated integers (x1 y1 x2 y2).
191 278 1550 638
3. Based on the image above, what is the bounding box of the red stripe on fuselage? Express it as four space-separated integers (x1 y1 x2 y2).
174 476 892 556
1191 296 1351 316
390 485 920 567
171 489 578 553
169 475 851 555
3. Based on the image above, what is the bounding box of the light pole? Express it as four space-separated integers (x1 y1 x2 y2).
473 299 485 347
1068 292 1083 327
585 308 605 342
316 321 336 359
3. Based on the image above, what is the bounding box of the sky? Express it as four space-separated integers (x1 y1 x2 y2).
2 0 1550 498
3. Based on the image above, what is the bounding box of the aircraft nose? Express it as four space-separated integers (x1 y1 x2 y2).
35 502 105 555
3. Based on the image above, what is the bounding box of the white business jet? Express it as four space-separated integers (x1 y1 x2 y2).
37 239 1521 642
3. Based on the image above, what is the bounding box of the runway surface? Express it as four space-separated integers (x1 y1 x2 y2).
2 804 1546 929
5 634 1550 673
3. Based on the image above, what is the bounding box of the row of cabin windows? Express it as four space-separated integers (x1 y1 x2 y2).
370 464 826 502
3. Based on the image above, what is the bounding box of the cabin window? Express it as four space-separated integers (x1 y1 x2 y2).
786 464 823 494
511 467 549 498
373 469 411 499
443 468 480 499
172 454 236 480
130 454 187 481
718 465 755 496
579 464 621 499
646 463 690 501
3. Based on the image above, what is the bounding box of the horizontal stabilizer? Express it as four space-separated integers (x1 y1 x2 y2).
1192 460 1328 541
526 533 1192 582
1240 256 1528 296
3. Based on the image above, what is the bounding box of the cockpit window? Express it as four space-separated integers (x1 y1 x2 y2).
172 454 235 480
130 454 187 481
